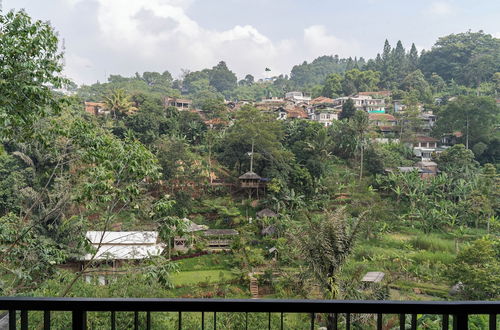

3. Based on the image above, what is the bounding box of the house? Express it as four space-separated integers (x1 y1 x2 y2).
420 113 437 131
409 135 439 161
416 161 438 176
310 108 339 126
164 97 192 110
310 96 335 106
284 91 311 104
335 95 386 113
369 113 397 137
84 102 107 115
82 231 165 284
441 131 463 146
239 171 263 188
173 218 209 252
203 229 239 250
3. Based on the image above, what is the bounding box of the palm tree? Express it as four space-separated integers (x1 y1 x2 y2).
103 89 137 119
299 208 365 329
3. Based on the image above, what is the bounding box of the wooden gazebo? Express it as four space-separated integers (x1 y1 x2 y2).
238 171 262 188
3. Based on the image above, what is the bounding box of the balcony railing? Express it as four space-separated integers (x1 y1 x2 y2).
0 297 499 329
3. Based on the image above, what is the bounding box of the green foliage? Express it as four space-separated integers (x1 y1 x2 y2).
0 10 69 139
419 31 500 86
448 237 500 299
433 95 499 150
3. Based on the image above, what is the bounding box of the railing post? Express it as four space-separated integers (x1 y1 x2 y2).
20 310 27 330
453 314 468 330
43 310 51 330
489 314 496 330
8 310 16 330
72 310 86 330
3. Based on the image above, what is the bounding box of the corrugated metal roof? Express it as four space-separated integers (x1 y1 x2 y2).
86 231 158 245
83 244 164 261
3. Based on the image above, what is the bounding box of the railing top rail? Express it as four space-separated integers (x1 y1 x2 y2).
0 297 499 314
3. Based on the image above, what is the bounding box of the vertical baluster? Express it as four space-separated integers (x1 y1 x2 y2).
310 312 315 330
9 310 16 330
43 311 50 330
269 312 271 330
453 314 468 330
280 312 284 330
489 314 496 330
111 311 116 330
400 314 405 330
213 312 216 330
411 314 417 330
178 311 182 330
72 310 86 330
134 311 139 330
146 311 151 330
201 312 205 330
245 312 248 330
346 313 351 330
20 310 27 330
333 313 338 330
443 314 449 330
377 313 382 330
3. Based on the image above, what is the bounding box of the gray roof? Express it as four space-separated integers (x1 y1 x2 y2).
257 208 278 218
239 171 261 180
261 225 277 236
361 271 385 283
203 229 239 236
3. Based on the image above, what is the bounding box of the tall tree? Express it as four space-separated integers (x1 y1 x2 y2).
208 61 237 94
339 98 356 120
433 95 499 149
408 43 419 71
0 10 68 139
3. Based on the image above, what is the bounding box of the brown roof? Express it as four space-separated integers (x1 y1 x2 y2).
204 118 228 126
286 107 308 119
239 171 261 180
368 113 396 121
311 97 335 105
415 135 439 143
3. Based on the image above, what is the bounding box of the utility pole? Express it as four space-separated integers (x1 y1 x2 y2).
466 113 469 149
249 138 255 172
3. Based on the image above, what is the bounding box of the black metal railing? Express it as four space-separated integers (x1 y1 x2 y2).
0 297 499 329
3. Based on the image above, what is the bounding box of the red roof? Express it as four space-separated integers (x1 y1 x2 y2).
286 107 308 119
311 97 335 105
369 113 396 121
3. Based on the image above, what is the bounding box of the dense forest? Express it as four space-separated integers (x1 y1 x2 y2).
1 9 500 329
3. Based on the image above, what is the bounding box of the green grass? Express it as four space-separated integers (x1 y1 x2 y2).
175 253 234 271
171 270 236 286
409 234 456 253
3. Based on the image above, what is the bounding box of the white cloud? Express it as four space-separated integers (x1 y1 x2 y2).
427 1 455 16
493 32 500 39
303 25 361 59
61 0 360 84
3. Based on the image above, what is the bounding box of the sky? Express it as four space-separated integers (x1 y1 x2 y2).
5 0 500 86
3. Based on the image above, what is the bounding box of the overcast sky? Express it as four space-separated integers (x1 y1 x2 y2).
6 0 500 86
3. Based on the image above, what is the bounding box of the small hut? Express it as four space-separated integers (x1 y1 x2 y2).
256 208 278 218
239 171 262 188
203 229 239 250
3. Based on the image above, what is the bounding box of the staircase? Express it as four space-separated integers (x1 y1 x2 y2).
249 276 260 299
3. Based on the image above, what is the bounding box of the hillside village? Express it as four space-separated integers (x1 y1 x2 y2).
1 9 500 328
